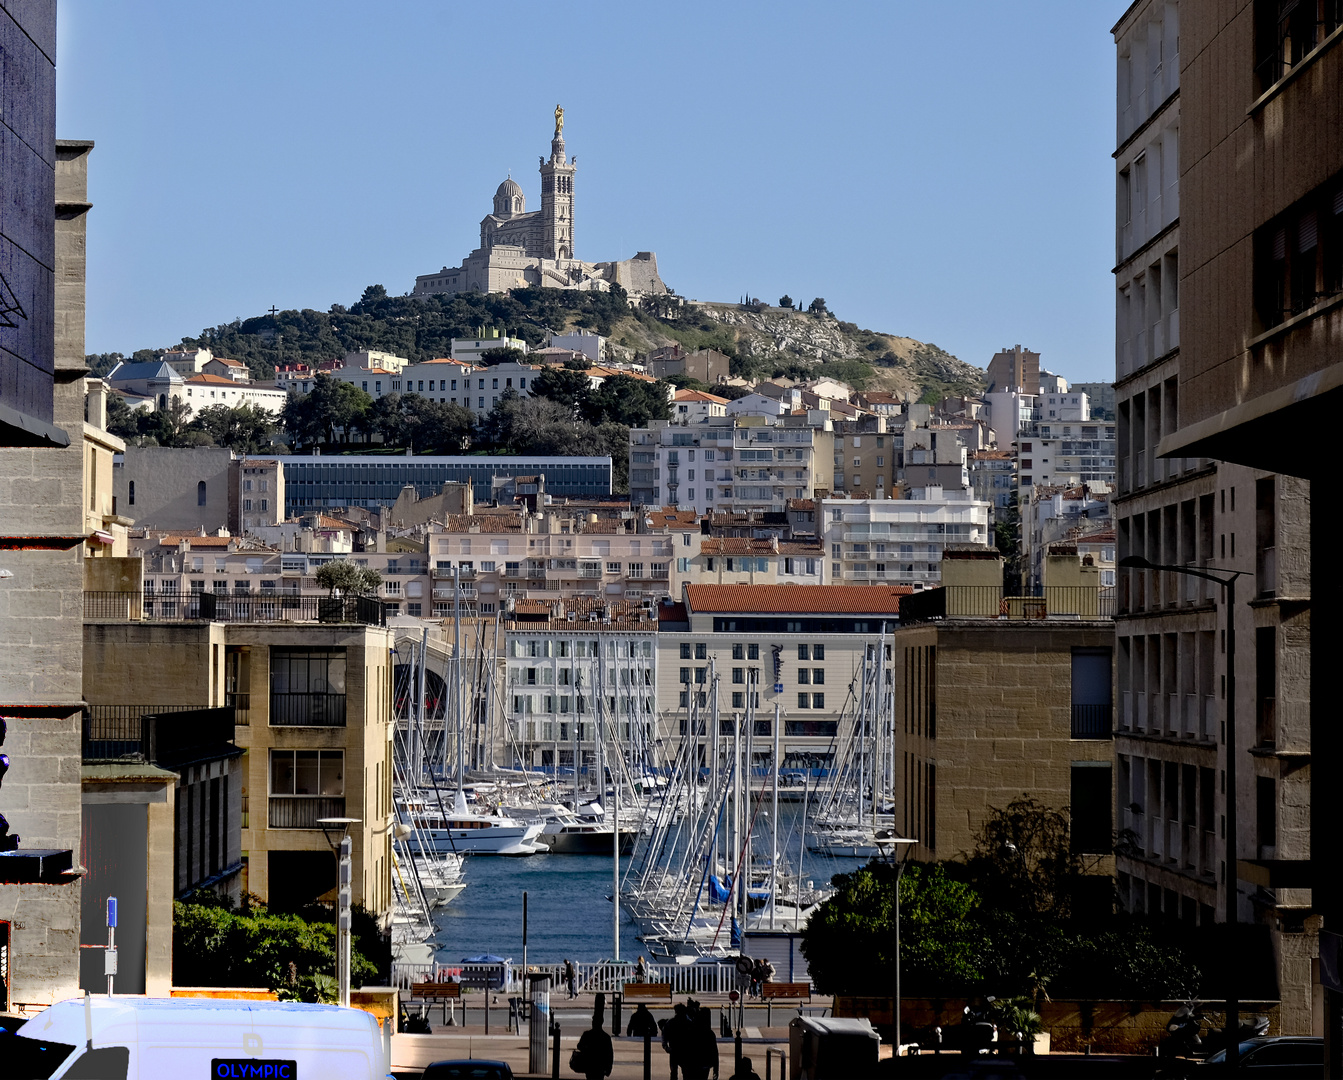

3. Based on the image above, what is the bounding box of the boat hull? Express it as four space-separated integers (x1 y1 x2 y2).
538 829 638 855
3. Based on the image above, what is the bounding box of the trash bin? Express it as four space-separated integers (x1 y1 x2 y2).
788 1016 880 1080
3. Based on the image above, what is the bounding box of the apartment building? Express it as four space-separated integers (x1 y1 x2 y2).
970 450 1015 526
1119 0 1337 1040
502 597 658 771
628 417 834 514
985 345 1042 394
654 585 908 768
1023 484 1113 591
693 537 824 586
83 613 395 918
1019 419 1118 491
894 550 1115 866
820 493 991 591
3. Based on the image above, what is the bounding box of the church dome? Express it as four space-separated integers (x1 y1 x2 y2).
494 178 525 217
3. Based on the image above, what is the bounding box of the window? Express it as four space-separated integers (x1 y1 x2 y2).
812 668 825 684
1255 176 1343 330
732 643 744 660
1070 764 1113 853
798 644 810 660
270 648 347 726
798 669 810 685
680 643 692 660
747 643 759 660
694 643 707 660
732 692 744 709
197 481 207 506
679 667 691 684
732 668 744 684
271 750 343 796
811 693 824 708
797 693 810 709
128 480 135 506
812 643 825 661
408 602 422 617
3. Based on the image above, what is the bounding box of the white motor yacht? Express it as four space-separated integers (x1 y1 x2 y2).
501 802 637 855
400 790 544 856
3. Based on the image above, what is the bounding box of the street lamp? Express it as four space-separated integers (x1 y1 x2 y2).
889 837 918 1056
318 817 362 1008
1118 555 1246 1069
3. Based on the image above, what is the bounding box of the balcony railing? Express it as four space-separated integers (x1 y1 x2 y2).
899 585 1116 624
225 692 250 726
269 692 347 727
83 706 237 765
1071 703 1113 739
268 796 345 829
84 591 385 626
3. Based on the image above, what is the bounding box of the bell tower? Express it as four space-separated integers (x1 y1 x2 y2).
539 104 575 261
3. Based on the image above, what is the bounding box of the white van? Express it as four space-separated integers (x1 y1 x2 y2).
0 996 394 1080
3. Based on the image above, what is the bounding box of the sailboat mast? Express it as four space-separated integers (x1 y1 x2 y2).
771 700 779 930
454 565 463 791
416 627 428 786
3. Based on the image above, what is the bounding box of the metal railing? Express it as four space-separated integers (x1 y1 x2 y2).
225 692 250 726
899 585 1116 623
391 959 750 995
84 591 385 626
269 693 347 727
268 796 345 829
83 705 237 765
1070 703 1113 739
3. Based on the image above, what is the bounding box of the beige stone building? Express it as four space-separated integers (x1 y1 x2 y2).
893 551 1115 867
655 584 908 767
0 123 95 1007
82 617 395 918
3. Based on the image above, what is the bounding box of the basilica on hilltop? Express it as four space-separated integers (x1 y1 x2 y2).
412 107 668 299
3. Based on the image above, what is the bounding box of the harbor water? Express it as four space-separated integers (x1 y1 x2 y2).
430 803 873 965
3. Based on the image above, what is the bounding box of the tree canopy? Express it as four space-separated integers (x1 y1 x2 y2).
314 560 382 597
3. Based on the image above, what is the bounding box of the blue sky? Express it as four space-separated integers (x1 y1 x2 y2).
57 1 1130 382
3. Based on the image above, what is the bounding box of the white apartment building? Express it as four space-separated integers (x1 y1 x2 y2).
328 366 399 400
629 416 835 515
503 597 658 771
450 334 530 364
343 350 409 374
1015 420 1118 491
398 359 482 405
654 585 905 767
548 330 604 363
821 492 991 589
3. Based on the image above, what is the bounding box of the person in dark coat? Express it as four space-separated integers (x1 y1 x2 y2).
731 1056 763 1080
628 1002 660 1038
564 958 578 999
574 996 614 1080
682 1006 719 1080
661 1001 690 1080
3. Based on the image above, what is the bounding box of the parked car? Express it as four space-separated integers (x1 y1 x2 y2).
421 1061 514 1080
1202 1036 1324 1075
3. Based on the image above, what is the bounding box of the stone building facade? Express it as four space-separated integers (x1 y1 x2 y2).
0 3 92 1005
1113 0 1321 1036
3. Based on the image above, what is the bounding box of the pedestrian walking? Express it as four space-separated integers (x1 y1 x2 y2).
628 1002 659 1038
564 958 578 999
661 1001 690 1080
682 1006 719 1080
635 955 649 983
572 995 614 1080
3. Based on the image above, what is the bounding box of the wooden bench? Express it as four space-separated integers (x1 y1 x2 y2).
760 981 811 1024
622 982 673 1004
411 981 461 1026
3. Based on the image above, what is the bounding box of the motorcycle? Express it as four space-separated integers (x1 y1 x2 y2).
1160 1000 1269 1061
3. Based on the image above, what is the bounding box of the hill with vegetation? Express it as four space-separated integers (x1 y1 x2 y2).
87 285 985 402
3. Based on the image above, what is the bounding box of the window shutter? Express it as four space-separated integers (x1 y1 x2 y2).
1298 210 1318 252
1272 227 1287 261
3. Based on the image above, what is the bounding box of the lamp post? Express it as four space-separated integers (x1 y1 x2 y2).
319 817 362 1008
889 837 917 1057
1119 555 1245 1070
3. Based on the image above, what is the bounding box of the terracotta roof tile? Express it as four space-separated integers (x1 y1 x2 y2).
673 388 729 403
185 373 243 385
700 538 777 555
684 584 911 615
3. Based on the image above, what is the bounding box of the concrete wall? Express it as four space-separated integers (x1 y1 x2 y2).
895 621 1115 865
115 446 236 533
